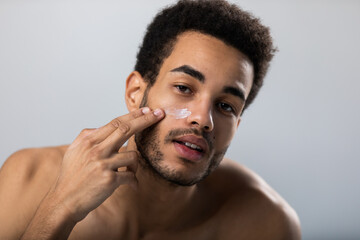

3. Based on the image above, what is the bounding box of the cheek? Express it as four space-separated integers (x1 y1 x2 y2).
213 118 237 148
154 115 178 140
148 87 178 108
148 85 192 111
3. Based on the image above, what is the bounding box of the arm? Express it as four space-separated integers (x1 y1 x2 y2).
0 107 164 240
18 188 78 240
0 149 63 240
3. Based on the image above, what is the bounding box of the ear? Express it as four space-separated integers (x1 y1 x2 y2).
125 71 148 112
236 117 241 128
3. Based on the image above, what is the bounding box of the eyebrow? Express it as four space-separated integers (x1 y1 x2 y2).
170 65 205 82
223 86 246 102
170 64 245 101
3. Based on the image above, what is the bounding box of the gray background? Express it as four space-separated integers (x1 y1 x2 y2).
1 0 359 239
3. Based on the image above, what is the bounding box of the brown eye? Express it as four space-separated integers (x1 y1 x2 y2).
218 102 234 113
175 85 192 94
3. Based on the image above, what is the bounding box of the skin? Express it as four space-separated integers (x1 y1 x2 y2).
0 31 301 240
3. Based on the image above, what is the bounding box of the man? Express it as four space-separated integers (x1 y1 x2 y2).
0 0 301 239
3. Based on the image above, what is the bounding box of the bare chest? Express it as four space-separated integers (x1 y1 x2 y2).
68 210 219 240
69 224 218 240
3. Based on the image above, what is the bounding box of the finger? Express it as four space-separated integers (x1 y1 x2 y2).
104 151 138 172
91 107 151 144
71 128 97 147
115 171 138 190
99 108 164 157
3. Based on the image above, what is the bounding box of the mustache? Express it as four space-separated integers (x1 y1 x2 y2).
164 128 213 149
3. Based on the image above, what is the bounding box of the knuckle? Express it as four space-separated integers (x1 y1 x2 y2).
93 160 106 171
131 110 141 118
111 119 130 135
142 113 153 122
82 135 95 147
80 128 93 137
79 129 96 146
118 124 130 135
103 171 116 184
128 151 138 161
89 145 102 159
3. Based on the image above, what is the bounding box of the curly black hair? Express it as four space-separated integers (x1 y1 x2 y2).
135 0 276 111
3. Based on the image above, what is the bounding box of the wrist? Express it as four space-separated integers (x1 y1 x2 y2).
44 189 81 225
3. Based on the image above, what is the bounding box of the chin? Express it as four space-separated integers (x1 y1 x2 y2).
148 152 215 186
134 123 224 186
156 165 209 187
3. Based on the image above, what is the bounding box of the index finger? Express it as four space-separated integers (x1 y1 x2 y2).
91 107 151 144
98 108 165 156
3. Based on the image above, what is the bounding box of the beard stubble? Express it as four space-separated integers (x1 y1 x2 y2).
134 86 227 186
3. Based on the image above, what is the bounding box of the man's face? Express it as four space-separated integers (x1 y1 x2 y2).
135 31 253 186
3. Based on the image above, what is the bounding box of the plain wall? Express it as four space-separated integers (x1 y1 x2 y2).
1 1 359 239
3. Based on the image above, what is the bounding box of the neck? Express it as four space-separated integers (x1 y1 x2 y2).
115 137 199 233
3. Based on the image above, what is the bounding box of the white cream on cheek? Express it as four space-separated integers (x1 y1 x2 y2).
164 107 191 119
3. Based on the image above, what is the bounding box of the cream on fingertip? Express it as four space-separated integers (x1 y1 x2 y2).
153 109 163 116
141 107 150 114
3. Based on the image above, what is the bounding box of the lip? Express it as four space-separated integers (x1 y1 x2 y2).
173 135 209 154
173 142 204 162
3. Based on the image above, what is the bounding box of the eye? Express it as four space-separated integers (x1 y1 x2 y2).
217 102 235 114
175 85 192 94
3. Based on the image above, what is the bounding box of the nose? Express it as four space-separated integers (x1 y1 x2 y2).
187 100 214 132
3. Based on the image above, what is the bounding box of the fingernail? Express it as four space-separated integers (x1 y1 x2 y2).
141 107 150 114
153 109 163 117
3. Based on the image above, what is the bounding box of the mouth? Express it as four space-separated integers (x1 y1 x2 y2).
172 135 208 162
174 140 204 152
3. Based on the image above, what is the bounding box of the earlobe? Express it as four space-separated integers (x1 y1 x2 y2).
125 71 147 111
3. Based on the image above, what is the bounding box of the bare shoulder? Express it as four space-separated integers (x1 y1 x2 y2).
0 145 67 187
203 158 301 240
0 145 68 239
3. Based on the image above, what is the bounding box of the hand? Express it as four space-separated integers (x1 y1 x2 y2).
50 107 164 222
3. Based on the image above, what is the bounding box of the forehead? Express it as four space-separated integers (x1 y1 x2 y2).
157 31 254 97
